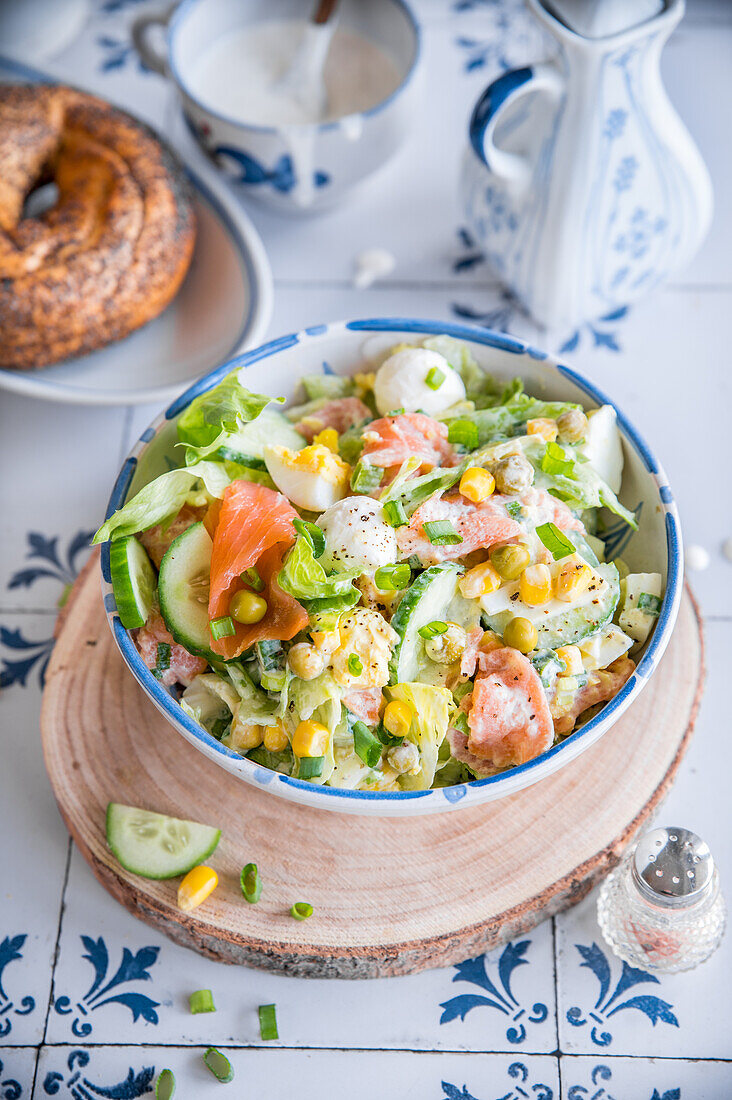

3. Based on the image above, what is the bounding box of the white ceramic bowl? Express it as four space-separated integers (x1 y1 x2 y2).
132 0 421 213
100 319 682 816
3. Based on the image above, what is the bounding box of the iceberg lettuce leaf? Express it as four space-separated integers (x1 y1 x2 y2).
384 682 453 790
177 375 280 449
278 535 360 614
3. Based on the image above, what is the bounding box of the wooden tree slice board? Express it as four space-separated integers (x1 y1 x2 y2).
41 557 704 979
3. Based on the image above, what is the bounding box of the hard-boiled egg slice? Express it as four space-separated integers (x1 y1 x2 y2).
580 405 624 493
263 444 351 512
317 496 398 575
373 347 466 417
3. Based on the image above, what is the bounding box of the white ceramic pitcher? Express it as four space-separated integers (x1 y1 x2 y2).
461 0 713 330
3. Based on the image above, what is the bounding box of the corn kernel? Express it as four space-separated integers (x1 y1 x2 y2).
459 560 502 598
383 700 413 738
312 427 339 452
526 417 558 443
519 563 553 606
177 865 218 911
353 371 376 395
292 719 329 758
263 722 289 753
480 630 504 652
554 554 594 602
556 645 583 675
459 467 496 504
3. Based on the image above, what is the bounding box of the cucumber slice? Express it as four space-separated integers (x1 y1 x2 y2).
158 522 216 659
213 407 305 468
106 803 221 879
389 563 463 684
110 536 157 629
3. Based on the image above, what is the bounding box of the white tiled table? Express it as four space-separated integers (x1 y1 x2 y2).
1 2 730 1096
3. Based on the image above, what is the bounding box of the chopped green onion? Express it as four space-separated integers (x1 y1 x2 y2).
189 989 216 1014
352 721 382 768
259 1003 279 1041
374 563 411 591
505 501 523 520
152 642 171 680
298 756 325 780
535 521 576 560
423 520 463 546
418 620 448 639
261 670 286 692
155 1069 176 1100
203 1048 234 1083
452 712 469 736
638 592 662 616
290 901 314 921
241 566 264 592
350 459 383 494
293 519 325 558
452 681 472 703
408 554 422 570
376 723 403 748
347 653 364 676
541 441 575 477
210 616 235 640
383 500 408 528
425 366 446 390
386 407 405 417
241 862 262 904
447 419 479 450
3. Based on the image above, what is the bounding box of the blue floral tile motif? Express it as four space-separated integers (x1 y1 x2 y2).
565 942 679 1047
566 1063 680 1100
558 308 630 355
95 36 151 74
212 145 330 196
53 937 161 1038
43 1050 154 1099
442 1062 553 1100
0 936 36 1038
440 942 548 1044
0 1059 22 1100
0 626 55 690
8 530 93 602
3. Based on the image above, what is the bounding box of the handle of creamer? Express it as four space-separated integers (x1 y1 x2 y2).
469 63 564 188
131 5 176 76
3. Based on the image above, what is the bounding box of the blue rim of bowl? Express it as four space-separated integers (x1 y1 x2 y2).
0 52 263 397
167 0 422 136
101 317 682 806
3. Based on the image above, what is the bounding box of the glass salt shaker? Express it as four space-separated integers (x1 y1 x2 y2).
597 826 726 973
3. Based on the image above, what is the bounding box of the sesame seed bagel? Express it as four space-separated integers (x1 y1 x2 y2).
0 84 196 370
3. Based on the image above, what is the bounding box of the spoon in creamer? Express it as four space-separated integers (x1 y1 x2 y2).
273 0 340 120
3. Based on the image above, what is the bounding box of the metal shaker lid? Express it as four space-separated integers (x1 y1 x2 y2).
539 0 664 39
632 827 715 906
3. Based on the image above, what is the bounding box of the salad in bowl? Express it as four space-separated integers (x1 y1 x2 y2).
95 320 680 814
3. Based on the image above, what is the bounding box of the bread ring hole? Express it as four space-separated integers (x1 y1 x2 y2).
22 181 60 220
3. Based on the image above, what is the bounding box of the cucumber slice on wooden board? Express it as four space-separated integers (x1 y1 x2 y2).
389 563 462 684
158 522 216 659
106 803 221 879
110 536 157 629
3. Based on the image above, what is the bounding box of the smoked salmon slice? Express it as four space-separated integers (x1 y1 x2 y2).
295 397 371 441
208 480 308 658
397 492 524 565
136 611 207 686
361 412 456 472
467 647 554 768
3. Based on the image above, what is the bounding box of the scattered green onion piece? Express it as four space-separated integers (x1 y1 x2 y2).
374 563 411 591
155 1069 176 1100
152 642 171 680
541 441 575 477
535 521 576 560
386 407 405 417
638 592 662 616
298 756 325 780
290 901 314 921
259 1004 279 1041
210 616 236 640
418 620 448 640
352 721 382 768
347 653 364 676
241 862 262 904
425 366 446 390
350 459 383 494
383 500 408 528
241 566 264 592
452 712 470 736
447 419 479 450
293 519 325 558
505 501 523 520
203 1047 234 1083
422 520 463 546
189 988 216 1014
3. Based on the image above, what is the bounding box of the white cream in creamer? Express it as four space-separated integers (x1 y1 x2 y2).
187 20 402 207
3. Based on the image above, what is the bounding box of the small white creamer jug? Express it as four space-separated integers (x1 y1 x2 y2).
461 0 713 330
